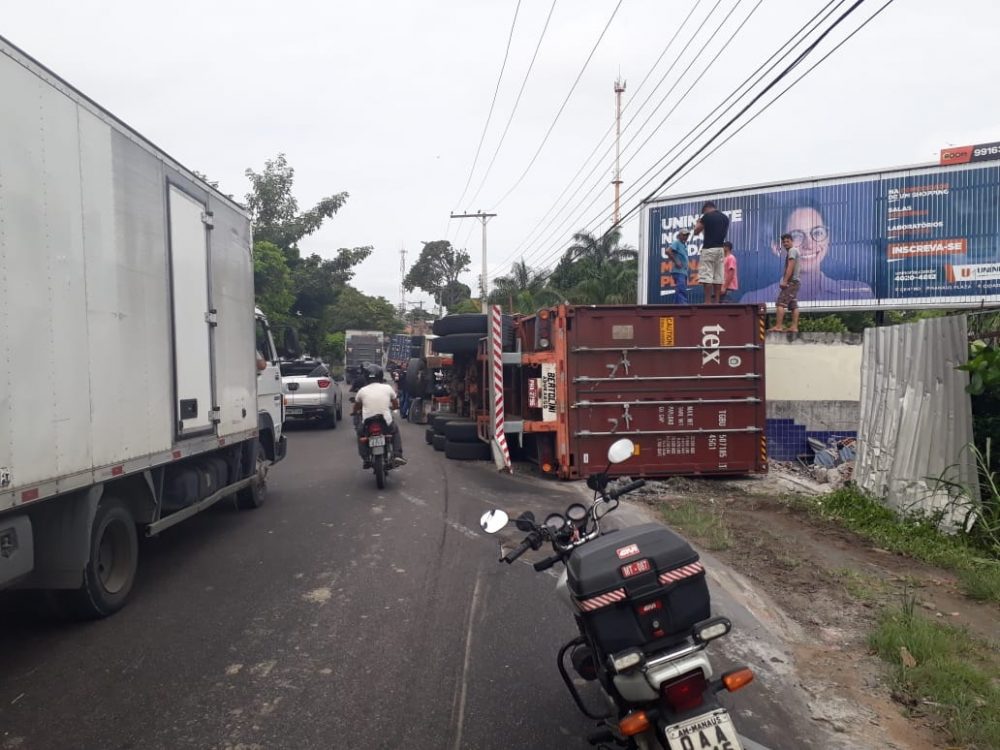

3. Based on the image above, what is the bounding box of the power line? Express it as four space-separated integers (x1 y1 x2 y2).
491 0 710 273
512 0 854 274
507 0 766 275
448 0 523 244
451 0 523 212
540 0 894 275
464 0 559 209
486 0 624 210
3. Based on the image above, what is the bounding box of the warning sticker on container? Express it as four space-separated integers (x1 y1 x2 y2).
659 317 675 346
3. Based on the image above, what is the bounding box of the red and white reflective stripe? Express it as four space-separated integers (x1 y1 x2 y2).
658 561 704 585
576 587 627 612
491 305 511 471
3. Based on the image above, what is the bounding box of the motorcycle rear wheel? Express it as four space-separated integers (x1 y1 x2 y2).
373 454 386 489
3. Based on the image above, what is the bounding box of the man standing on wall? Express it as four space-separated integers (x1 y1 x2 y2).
693 201 730 304
770 233 801 333
667 228 691 304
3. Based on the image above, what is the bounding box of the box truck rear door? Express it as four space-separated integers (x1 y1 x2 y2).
168 185 215 438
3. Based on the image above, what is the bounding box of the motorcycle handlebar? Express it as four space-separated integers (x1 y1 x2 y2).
607 479 646 500
533 554 562 572
503 537 534 564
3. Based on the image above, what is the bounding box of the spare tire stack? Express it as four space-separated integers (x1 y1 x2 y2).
430 313 514 355
422 412 492 462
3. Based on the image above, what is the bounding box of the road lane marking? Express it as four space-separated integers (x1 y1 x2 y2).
452 570 482 750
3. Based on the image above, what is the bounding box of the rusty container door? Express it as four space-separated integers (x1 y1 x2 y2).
565 305 767 478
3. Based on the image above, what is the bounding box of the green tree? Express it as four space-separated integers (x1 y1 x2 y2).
565 228 637 269
403 241 472 311
488 259 563 314
566 260 637 305
324 286 403 334
253 240 294 325
245 154 348 261
319 331 346 367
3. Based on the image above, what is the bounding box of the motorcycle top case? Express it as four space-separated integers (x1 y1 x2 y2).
566 523 710 654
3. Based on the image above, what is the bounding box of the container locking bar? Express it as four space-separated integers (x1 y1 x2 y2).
573 397 761 408
574 374 760 383
574 427 763 437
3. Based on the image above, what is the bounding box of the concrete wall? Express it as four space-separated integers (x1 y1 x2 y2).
765 332 864 402
764 332 863 461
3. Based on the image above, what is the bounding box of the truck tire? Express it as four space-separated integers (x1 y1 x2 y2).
431 414 466 433
61 496 138 619
432 313 515 346
405 358 427 397
431 333 483 355
432 433 447 452
443 420 479 442
236 440 268 510
445 440 492 461
425 427 436 445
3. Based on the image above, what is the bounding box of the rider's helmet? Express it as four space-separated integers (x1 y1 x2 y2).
365 364 384 383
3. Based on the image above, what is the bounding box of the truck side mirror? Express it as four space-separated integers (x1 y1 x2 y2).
283 326 302 358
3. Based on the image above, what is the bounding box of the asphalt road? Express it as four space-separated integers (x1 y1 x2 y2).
0 416 832 750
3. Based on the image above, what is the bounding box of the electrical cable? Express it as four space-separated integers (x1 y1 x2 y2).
464 0 560 209
514 0 863 274
486 0 624 210
491 0 711 272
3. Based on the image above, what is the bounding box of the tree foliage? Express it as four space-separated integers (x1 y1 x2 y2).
489 259 563 314
245 154 348 261
247 154 400 357
403 241 471 311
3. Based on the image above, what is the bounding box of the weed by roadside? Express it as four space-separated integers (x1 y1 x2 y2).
870 594 1000 749
660 499 732 551
785 487 1000 603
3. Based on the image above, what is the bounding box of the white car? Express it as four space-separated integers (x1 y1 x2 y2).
280 360 343 428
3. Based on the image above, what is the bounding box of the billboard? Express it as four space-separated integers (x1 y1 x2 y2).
639 161 1000 310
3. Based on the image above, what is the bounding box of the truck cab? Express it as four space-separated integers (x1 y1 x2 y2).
255 308 287 462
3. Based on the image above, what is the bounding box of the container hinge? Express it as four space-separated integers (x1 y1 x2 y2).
205 309 219 326
201 211 215 228
208 408 222 424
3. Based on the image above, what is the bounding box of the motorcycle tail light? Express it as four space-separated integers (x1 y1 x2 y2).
721 667 754 693
618 711 650 737
661 670 707 713
369 425 382 435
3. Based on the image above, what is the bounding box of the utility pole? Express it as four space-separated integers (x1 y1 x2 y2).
398 245 407 318
612 77 626 227
450 211 497 313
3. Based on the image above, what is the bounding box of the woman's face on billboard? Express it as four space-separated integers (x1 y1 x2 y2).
784 207 829 269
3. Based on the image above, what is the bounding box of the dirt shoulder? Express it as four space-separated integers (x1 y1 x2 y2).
624 470 999 750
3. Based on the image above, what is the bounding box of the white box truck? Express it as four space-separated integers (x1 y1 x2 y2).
0 36 287 617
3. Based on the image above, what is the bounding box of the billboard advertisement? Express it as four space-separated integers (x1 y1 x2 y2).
639 161 1000 310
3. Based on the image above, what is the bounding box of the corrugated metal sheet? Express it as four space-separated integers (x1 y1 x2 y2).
855 316 978 527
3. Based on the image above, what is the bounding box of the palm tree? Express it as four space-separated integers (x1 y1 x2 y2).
565 228 637 270
567 261 637 305
488 259 563 314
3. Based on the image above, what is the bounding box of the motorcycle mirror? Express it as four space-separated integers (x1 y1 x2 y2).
607 438 636 465
514 511 536 532
480 509 509 534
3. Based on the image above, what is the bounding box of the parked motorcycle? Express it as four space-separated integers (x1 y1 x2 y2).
480 438 755 750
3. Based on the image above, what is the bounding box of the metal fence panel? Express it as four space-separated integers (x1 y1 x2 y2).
856 316 978 527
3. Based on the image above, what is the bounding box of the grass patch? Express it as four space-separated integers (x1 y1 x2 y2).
870 596 1000 748
787 487 1000 603
660 500 733 551
833 568 887 602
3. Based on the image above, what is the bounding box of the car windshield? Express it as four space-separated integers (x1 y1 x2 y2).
280 362 329 378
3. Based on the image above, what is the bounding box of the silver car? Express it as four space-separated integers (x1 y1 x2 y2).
280 360 343 428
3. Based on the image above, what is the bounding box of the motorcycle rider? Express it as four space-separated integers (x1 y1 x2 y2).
352 365 406 468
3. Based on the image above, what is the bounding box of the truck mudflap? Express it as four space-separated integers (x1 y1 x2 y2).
274 434 288 462
0 514 34 589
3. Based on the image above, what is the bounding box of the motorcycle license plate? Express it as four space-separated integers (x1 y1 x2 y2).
368 435 386 447
665 709 743 750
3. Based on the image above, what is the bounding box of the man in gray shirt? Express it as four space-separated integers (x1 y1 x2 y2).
769 233 800 332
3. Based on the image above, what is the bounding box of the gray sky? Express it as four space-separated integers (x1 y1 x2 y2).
5 0 998 309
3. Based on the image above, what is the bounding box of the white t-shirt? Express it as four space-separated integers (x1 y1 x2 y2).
357 382 396 425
